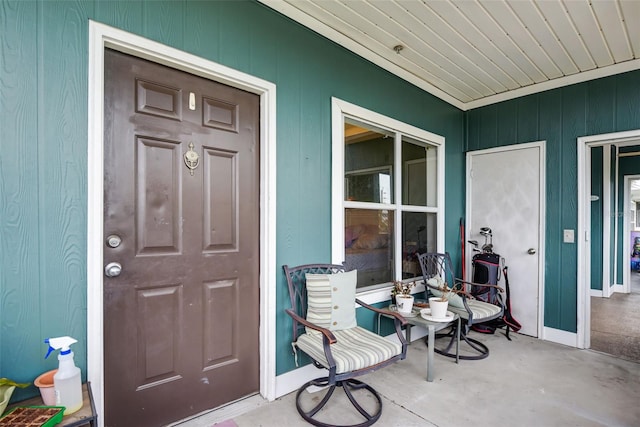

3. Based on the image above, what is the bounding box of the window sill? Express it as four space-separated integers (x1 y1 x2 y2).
356 282 425 305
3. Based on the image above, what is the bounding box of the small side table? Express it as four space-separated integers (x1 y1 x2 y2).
5 382 97 427
378 308 460 382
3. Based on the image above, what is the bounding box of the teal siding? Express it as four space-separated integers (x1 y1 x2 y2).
0 0 464 400
466 71 640 332
1 0 43 398
39 0 92 381
538 91 563 326
613 72 640 283
588 77 616 135
616 72 640 129
2 0 638 407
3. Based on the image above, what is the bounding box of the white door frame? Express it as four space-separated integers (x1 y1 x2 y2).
622 174 640 295
577 130 640 349
603 146 613 299
87 21 277 425
465 141 546 339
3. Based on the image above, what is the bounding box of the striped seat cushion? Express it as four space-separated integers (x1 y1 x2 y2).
448 299 502 321
296 326 403 374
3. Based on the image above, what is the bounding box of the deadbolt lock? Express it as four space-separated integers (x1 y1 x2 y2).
106 234 122 248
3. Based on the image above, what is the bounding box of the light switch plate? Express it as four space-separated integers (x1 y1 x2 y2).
563 229 575 243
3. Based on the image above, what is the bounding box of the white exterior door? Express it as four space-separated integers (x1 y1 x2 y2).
466 142 545 337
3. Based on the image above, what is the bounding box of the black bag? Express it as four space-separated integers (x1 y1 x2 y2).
471 252 501 305
471 253 522 338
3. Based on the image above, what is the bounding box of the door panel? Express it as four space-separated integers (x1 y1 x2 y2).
136 137 182 254
136 285 182 388
204 149 237 249
104 49 259 427
204 279 238 365
467 144 542 337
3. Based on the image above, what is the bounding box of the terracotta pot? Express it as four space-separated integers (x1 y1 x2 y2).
34 369 57 406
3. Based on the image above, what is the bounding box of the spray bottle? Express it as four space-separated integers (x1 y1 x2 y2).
44 336 83 415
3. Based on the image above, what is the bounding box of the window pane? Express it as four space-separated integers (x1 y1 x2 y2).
345 120 394 203
402 138 437 207
344 208 394 288
402 212 437 279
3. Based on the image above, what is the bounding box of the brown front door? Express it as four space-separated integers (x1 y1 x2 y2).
103 49 260 427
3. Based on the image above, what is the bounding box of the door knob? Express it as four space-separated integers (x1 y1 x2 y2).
527 248 536 255
105 262 122 277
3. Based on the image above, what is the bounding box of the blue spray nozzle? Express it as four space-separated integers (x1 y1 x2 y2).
44 336 77 359
44 339 54 359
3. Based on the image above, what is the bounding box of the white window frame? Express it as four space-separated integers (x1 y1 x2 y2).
331 98 445 304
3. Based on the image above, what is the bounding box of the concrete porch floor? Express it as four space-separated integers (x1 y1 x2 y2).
176 332 640 427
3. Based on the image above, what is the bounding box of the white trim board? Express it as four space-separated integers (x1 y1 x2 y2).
622 174 640 295
602 147 613 299
542 327 578 348
610 284 626 294
331 97 446 269
577 129 640 350
87 21 277 426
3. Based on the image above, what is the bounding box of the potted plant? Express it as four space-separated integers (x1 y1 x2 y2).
429 293 450 319
427 279 468 319
390 280 415 302
392 280 416 314
0 378 30 416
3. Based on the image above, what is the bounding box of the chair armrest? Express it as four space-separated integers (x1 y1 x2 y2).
455 278 504 293
355 298 408 327
285 308 337 344
423 278 481 300
356 299 408 355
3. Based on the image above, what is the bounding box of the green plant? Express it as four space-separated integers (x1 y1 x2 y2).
0 378 30 416
0 379 30 389
391 280 416 298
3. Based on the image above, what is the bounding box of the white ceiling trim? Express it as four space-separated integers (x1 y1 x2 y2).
259 0 465 109
465 58 640 111
260 0 640 112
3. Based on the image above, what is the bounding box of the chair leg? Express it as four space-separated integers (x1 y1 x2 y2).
458 334 490 360
428 323 490 361
295 377 383 427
